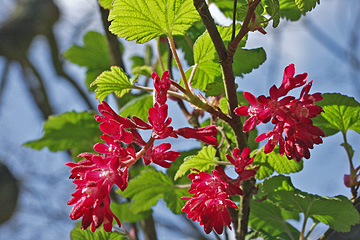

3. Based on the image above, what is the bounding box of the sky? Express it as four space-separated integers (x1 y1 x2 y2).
0 0 359 239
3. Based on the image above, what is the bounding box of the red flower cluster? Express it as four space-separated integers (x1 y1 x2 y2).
235 64 324 161
182 148 256 234
66 71 218 232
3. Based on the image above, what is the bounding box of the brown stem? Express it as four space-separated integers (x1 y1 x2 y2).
193 1 260 239
99 5 126 71
228 0 261 61
231 0 238 42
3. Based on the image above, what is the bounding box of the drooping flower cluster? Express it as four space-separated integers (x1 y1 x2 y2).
66 71 218 232
182 147 256 234
234 64 324 161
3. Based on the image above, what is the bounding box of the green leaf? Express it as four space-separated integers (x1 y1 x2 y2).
205 81 226 96
98 0 113 9
71 228 124 240
186 63 222 91
263 0 280 27
24 111 100 158
252 146 303 180
174 24 206 66
110 202 152 223
121 170 187 214
132 66 153 78
63 31 121 89
91 66 133 102
108 0 200 43
279 0 302 21
233 47 267 77
249 200 300 239
295 0 319 13
119 93 153 121
264 176 360 232
167 148 200 182
190 24 245 91
313 93 360 137
174 146 217 180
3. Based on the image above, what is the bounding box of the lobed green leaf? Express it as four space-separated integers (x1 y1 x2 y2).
119 93 153 121
110 202 152 223
63 31 121 89
312 93 360 137
252 146 303 180
249 200 300 239
98 0 113 9
91 66 133 102
263 0 280 27
279 0 302 21
24 111 100 159
261 176 360 232
295 0 320 13
174 146 217 180
190 24 245 91
121 170 187 214
71 228 124 240
233 47 267 77
109 0 200 43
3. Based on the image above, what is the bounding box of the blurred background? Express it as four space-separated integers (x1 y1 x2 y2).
0 0 359 239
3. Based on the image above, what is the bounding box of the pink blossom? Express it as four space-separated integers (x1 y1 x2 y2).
235 64 324 161
174 125 218 145
148 104 176 139
153 71 171 106
181 168 238 234
226 147 257 179
66 153 128 231
143 143 181 168
234 92 268 132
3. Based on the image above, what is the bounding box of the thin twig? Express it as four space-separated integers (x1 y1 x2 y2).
231 0 238 42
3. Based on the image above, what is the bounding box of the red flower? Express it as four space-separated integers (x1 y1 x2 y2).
143 143 181 168
174 125 218 145
234 92 267 132
153 71 171 106
181 168 238 234
255 122 285 155
278 63 308 97
235 64 324 161
66 153 128 232
148 104 176 139
226 147 257 180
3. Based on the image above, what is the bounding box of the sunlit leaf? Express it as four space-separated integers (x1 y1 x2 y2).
109 0 200 43
313 93 360 137
279 0 302 21
174 146 217 180
91 66 133 102
295 0 320 13
98 0 113 9
263 0 280 27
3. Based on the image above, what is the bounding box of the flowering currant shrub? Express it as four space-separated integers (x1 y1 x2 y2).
25 0 360 239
